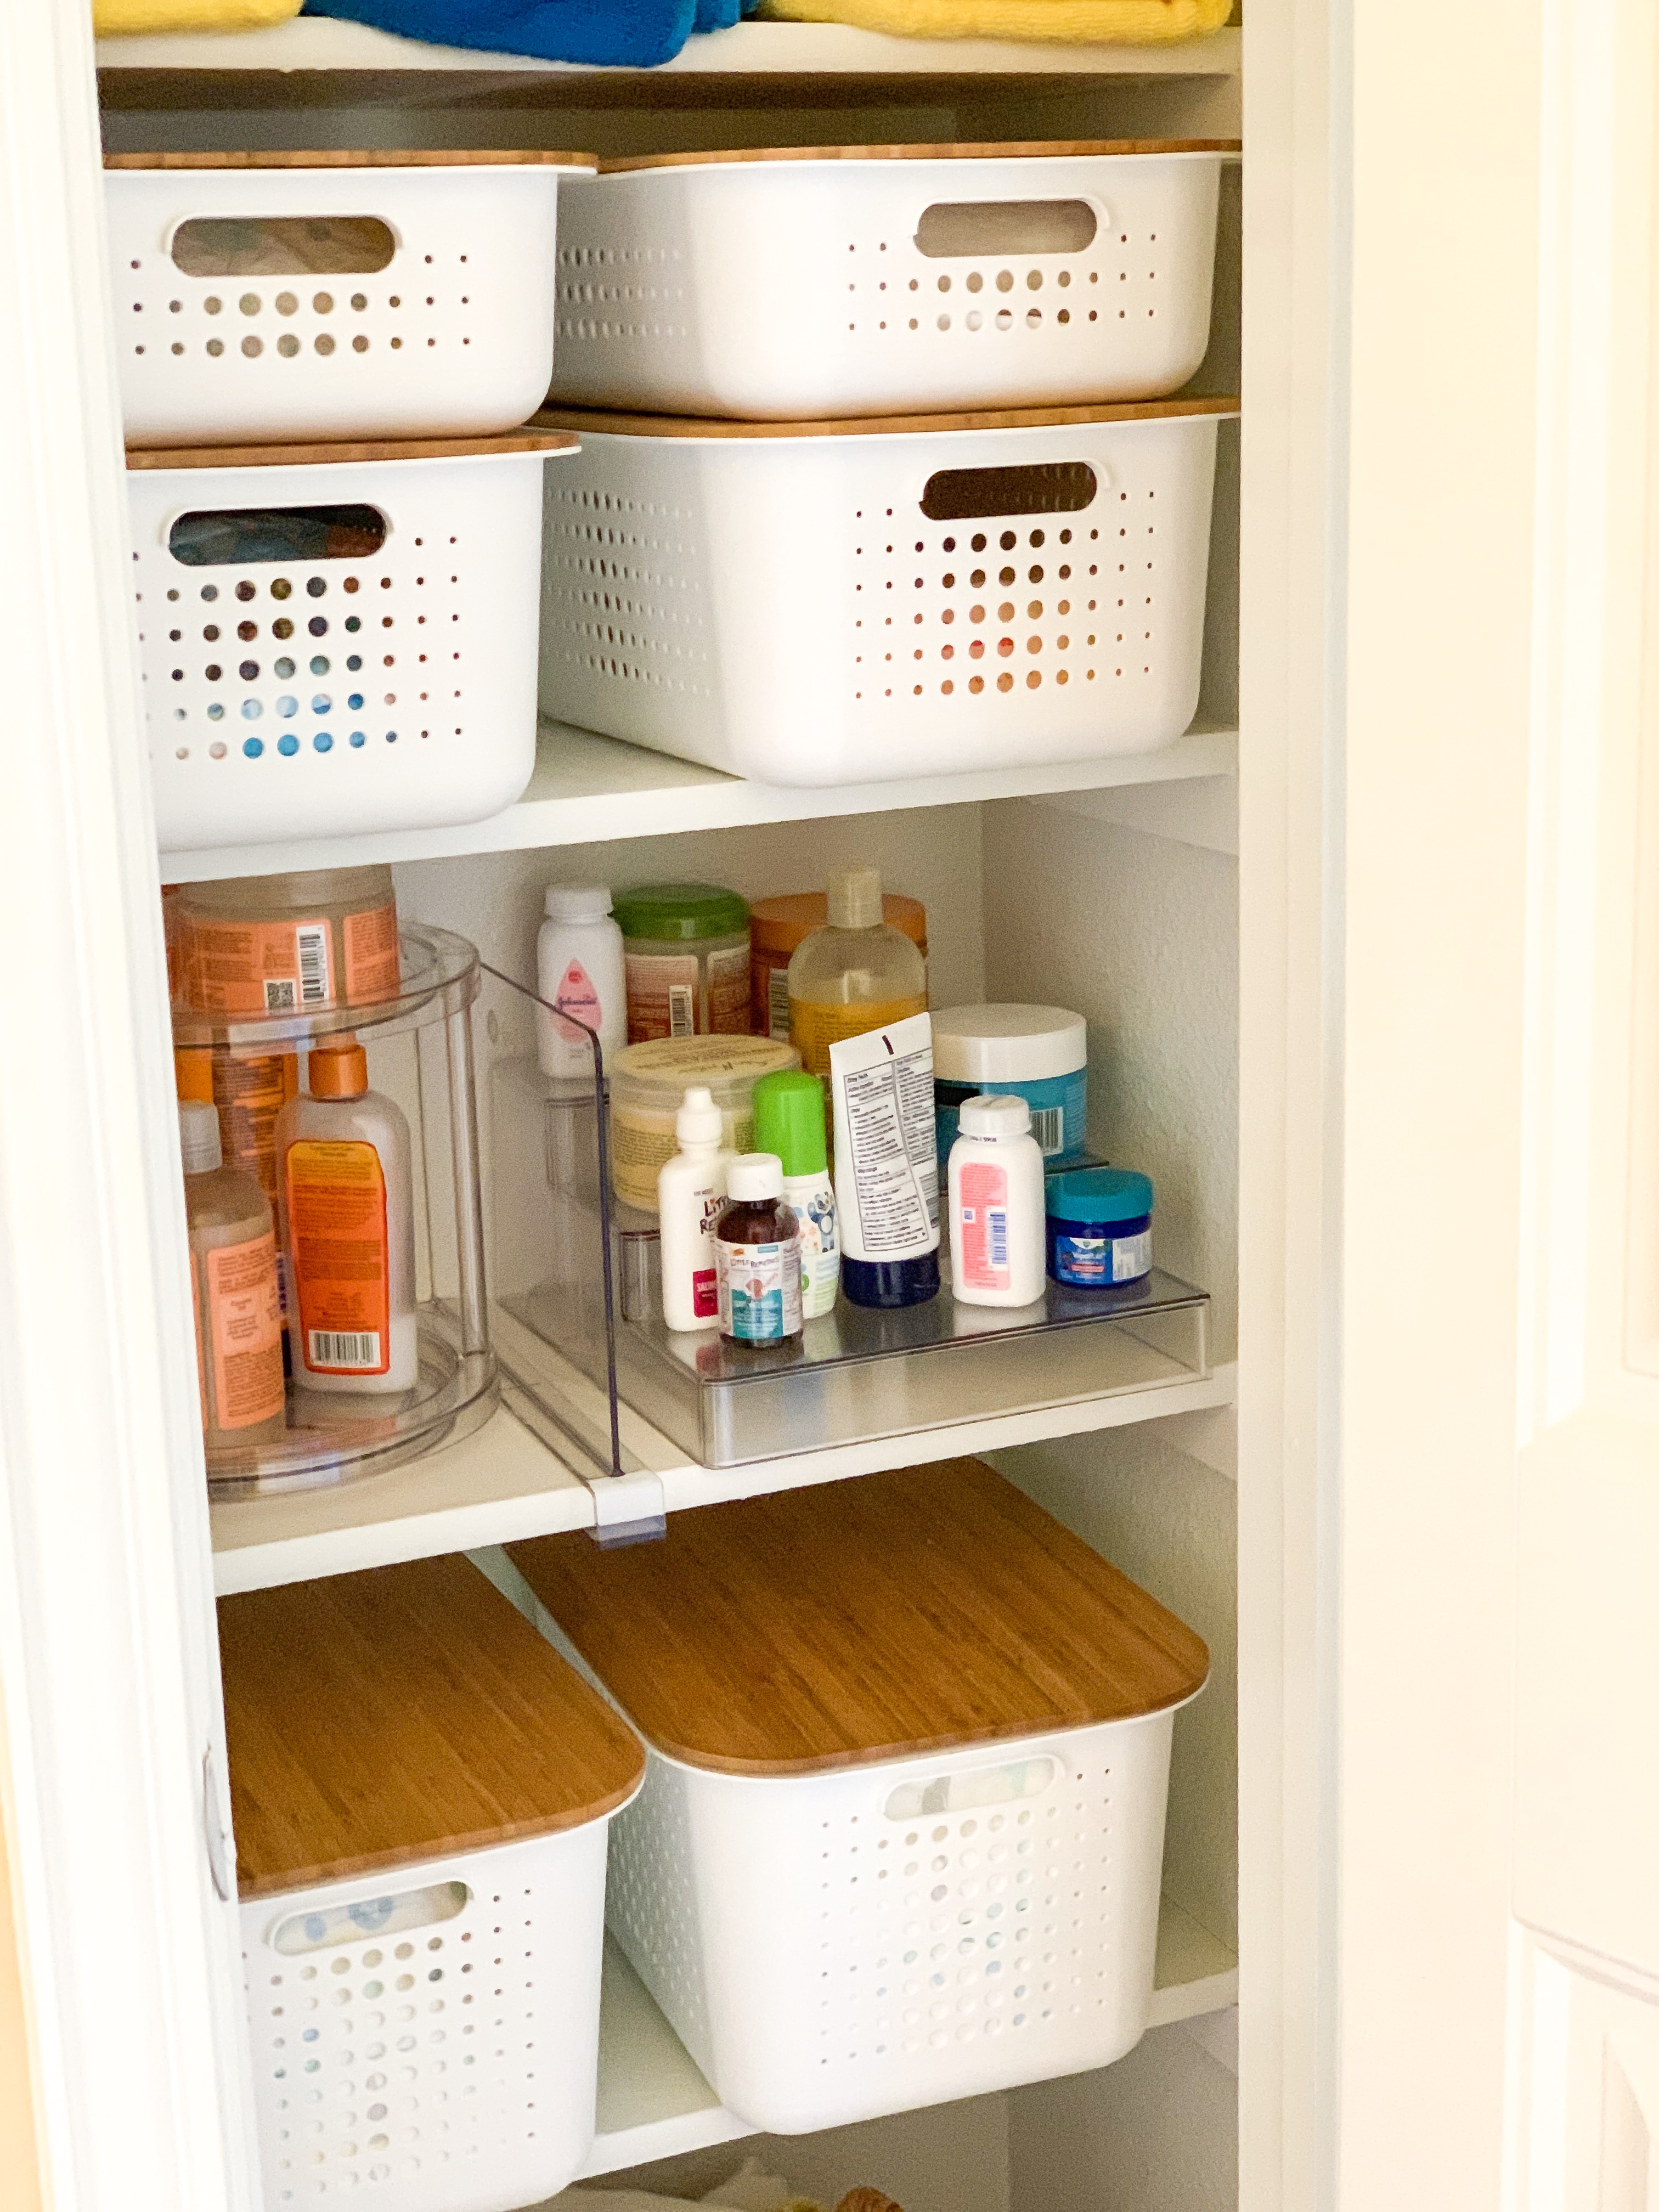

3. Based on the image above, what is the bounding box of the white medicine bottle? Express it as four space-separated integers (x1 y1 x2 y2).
947 1093 1047 1308
538 883 627 1080
657 1085 735 1333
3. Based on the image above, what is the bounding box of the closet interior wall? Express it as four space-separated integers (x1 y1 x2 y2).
105 51 1242 2212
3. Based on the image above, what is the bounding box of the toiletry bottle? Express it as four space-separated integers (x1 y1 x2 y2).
657 1085 734 1333
831 1010 941 1310
276 1033 417 1394
538 883 628 1080
715 1154 803 1347
947 1093 1047 1308
787 866 928 1104
179 1099 286 1461
752 1067 839 1320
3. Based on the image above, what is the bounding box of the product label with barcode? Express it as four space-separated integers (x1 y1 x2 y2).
625 952 701 1043
284 1138 392 1377
1029 1105 1064 1156
957 1161 1012 1290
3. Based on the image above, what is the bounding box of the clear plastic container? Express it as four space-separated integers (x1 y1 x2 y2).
611 882 751 1043
787 865 928 1087
751 889 928 1041
178 864 399 1017
173 923 494 1493
607 1034 798 1214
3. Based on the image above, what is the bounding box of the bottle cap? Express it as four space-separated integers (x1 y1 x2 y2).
1046 1166 1155 1226
932 1005 1087 1085
727 1152 785 1203
309 1032 368 1100
610 882 749 944
178 1099 222 1175
752 1068 828 1177
826 864 883 932
174 1046 215 1104
675 1084 724 1146
958 1093 1033 1141
544 883 614 923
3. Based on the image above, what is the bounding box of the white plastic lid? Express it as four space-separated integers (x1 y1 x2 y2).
826 864 883 931
545 883 614 923
727 1152 784 1202
958 1093 1034 1141
178 1099 222 1175
675 1084 724 1146
932 1004 1088 1085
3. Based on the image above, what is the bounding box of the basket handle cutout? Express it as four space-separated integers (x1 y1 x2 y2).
883 1754 1057 1821
268 1880 471 1956
919 462 1097 523
168 504 387 567
170 215 396 279
913 200 1098 259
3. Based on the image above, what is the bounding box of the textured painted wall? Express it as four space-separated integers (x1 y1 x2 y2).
1009 2023 1236 2212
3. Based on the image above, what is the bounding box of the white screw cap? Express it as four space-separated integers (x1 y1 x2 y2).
826 864 883 931
544 883 613 922
958 1093 1033 1141
726 1152 785 1202
178 1099 222 1175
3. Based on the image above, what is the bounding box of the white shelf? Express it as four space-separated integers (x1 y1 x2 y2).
583 1897 1238 2180
97 16 1240 85
210 1328 1237 1592
163 719 1237 882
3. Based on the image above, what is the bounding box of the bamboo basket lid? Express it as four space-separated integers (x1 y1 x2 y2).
105 150 597 172
596 139 1240 174
507 1458 1208 1779
127 429 577 472
221 1555 645 1900
533 397 1237 443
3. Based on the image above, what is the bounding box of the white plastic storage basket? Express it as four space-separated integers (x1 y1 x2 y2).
538 398 1228 787
108 150 595 449
221 1556 646 2212
547 141 1233 421
130 431 574 851
509 1458 1209 2135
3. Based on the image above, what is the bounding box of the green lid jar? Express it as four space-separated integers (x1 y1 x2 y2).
611 883 752 1045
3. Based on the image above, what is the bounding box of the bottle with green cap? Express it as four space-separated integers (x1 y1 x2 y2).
752 1066 840 1319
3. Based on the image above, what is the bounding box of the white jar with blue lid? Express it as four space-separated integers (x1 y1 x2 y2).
932 1004 1088 1170
1046 1167 1154 1288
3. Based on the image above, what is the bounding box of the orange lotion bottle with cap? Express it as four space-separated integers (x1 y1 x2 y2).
275 1033 417 1396
179 1098 286 1462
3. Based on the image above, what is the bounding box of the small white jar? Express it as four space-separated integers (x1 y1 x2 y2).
947 1093 1047 1308
538 883 627 1079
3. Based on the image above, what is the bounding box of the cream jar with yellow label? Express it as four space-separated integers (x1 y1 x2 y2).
608 1035 799 1214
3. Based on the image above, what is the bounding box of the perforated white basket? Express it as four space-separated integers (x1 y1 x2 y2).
546 143 1229 421
129 433 573 852
240 1826 610 2212
604 1717 1175 2134
538 400 1226 788
108 151 594 449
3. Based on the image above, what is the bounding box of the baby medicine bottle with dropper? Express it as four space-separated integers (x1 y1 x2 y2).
275 1032 417 1395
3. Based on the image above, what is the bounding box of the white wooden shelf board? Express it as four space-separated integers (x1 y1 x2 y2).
97 17 1240 83
581 1898 1238 2181
210 1330 1235 1593
163 720 1239 882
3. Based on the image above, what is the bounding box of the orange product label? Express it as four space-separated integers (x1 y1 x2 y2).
285 1139 391 1377
188 915 335 1015
788 992 929 1080
213 1051 298 1210
189 1249 207 1431
625 952 700 1043
342 901 400 1005
707 943 751 1035
205 1232 285 1430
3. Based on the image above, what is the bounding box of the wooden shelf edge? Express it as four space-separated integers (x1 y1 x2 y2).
161 724 1241 883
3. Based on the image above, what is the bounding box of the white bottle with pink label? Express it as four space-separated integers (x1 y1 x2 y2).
946 1092 1047 1308
537 883 628 1080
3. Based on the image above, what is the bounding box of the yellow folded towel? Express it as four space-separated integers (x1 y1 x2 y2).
94 0 301 34
758 0 1230 42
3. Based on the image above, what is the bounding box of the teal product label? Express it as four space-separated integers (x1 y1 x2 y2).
935 1066 1087 1170
716 1234 804 1342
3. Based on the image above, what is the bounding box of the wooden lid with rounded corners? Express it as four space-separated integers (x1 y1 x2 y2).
533 397 1236 442
507 1458 1209 1779
105 149 597 171
599 138 1239 174
127 430 578 471
221 1554 645 1898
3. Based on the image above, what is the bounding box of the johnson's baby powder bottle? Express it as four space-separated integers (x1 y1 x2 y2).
537 884 627 1080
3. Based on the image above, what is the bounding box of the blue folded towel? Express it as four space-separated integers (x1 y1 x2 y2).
303 0 751 67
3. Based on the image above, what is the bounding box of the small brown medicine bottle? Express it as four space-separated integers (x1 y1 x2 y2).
714 1153 803 1347
180 1099 286 1464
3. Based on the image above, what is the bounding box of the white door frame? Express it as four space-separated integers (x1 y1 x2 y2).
0 4 257 2208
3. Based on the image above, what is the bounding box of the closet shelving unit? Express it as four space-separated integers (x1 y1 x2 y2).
95 15 1249 2204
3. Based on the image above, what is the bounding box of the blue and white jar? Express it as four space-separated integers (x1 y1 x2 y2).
1046 1167 1154 1288
932 1005 1088 1171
